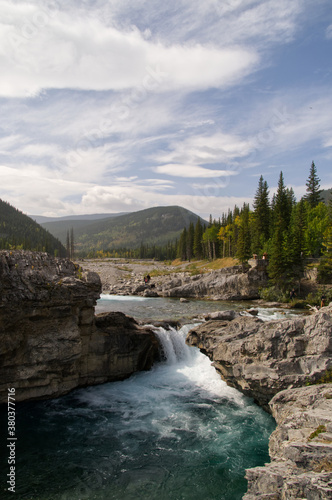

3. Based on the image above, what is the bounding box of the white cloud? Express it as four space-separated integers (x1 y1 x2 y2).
323 137 332 148
0 0 331 220
0 2 259 98
154 132 254 166
326 23 332 39
152 164 238 178
80 184 250 219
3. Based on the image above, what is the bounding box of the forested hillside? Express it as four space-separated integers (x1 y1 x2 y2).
0 199 66 256
178 162 332 289
42 206 205 258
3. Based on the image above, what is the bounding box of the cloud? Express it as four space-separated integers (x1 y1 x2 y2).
80 184 251 220
0 2 259 98
326 23 332 39
152 164 238 178
153 132 254 166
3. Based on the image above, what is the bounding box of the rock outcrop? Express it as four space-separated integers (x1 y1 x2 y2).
91 260 268 300
244 384 332 499
160 264 268 300
186 306 332 498
186 305 332 411
0 250 158 404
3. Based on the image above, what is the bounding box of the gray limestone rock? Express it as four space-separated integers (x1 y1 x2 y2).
161 265 268 300
186 305 332 499
203 309 239 321
186 306 332 411
244 384 332 499
0 250 159 403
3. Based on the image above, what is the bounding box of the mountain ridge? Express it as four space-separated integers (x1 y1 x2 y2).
40 205 207 255
30 212 129 224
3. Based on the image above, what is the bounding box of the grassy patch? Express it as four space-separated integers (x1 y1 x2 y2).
317 369 332 384
114 265 133 273
203 257 240 270
308 425 327 441
171 257 239 272
148 269 177 277
305 369 332 386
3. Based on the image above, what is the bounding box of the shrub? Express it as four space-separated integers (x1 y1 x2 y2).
259 286 288 302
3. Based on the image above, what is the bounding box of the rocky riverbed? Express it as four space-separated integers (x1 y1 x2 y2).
82 257 269 300
2 252 331 498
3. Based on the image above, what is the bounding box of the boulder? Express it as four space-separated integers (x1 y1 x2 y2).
247 308 259 316
203 309 239 321
0 250 159 404
143 289 159 297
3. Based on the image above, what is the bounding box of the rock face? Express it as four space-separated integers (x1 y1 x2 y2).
160 264 268 300
186 306 332 498
186 306 332 411
0 250 158 404
244 384 332 499
89 260 268 300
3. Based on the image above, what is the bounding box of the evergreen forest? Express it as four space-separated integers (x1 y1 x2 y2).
177 162 332 289
0 199 66 257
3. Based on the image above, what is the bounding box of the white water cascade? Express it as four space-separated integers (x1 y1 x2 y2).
3 322 275 500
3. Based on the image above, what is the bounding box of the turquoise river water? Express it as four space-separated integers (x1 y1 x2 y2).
0 295 296 500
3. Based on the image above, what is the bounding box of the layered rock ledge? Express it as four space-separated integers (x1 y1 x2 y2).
83 259 268 300
159 264 268 300
186 305 332 498
0 250 158 404
245 384 332 499
186 306 332 411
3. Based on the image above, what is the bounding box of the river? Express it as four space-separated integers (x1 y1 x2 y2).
0 295 293 500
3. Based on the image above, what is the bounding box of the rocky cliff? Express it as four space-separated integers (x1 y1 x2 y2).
159 264 268 300
0 250 158 404
186 305 332 498
244 384 332 499
186 306 332 411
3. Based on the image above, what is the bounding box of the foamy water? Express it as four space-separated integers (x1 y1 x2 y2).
1 319 275 499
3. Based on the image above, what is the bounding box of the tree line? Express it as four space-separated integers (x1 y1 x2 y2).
78 240 178 261
177 162 332 289
0 199 66 257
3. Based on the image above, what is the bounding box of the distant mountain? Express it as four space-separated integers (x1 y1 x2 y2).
320 188 332 204
41 205 206 255
0 199 66 256
30 212 128 224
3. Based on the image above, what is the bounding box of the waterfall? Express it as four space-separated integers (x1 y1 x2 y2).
5 314 275 500
153 324 195 364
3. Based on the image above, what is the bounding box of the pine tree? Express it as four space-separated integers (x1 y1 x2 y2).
318 196 332 282
178 228 187 260
252 176 270 254
236 203 251 263
268 172 293 288
193 218 203 259
284 199 307 286
186 222 194 262
305 161 322 208
273 171 292 232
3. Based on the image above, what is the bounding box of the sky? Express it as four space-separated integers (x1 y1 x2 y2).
0 0 332 220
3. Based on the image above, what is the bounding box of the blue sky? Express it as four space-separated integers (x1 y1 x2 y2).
0 0 331 219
